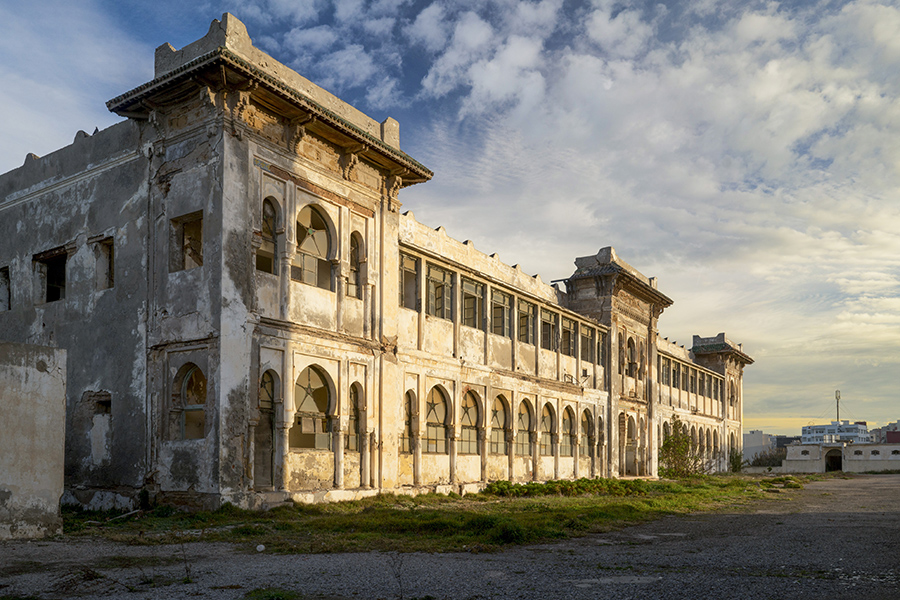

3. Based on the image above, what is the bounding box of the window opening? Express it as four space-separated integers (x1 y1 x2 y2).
461 278 484 329
540 404 553 456
581 411 594 458
95 237 114 290
682 366 689 391
561 410 576 457
348 234 362 299
290 366 331 449
560 318 575 356
459 391 479 454
426 265 453 319
260 370 276 409
516 401 533 456
180 366 206 440
424 387 448 453
0 266 9 311
256 199 278 274
597 332 605 365
490 396 508 454
34 249 68 303
170 212 203 272
517 300 535 344
580 328 594 363
491 290 511 337
690 369 697 394
399 253 419 310
346 385 360 451
293 205 332 290
626 338 637 377
400 391 414 453
540 311 557 351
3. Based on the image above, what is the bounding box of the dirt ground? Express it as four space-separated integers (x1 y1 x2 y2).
2 474 898 599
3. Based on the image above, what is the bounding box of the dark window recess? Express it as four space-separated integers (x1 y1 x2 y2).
348 234 362 299
580 330 593 363
0 266 10 310
399 253 419 310
561 318 575 356
541 311 557 351
462 278 483 328
491 290 511 337
95 237 114 290
518 300 535 344
256 199 278 274
426 264 452 319
293 205 331 290
170 212 203 272
34 249 68 303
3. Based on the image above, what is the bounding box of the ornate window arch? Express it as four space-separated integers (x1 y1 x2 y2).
294 204 333 290
561 408 576 457
348 232 364 299
540 403 555 456
290 366 332 450
424 386 449 454
172 363 207 440
346 383 363 451
459 391 480 454
516 400 534 456
256 197 280 274
490 395 510 455
400 390 415 453
580 410 594 459
627 338 637 378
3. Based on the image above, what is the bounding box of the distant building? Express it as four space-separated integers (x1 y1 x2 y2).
801 421 871 444
868 421 900 444
743 430 776 461
774 435 801 449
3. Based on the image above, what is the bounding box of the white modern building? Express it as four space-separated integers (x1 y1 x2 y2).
801 421 871 444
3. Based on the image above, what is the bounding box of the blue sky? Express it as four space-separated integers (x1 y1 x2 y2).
2 0 899 434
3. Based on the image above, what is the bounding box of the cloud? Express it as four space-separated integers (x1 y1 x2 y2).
421 11 495 97
318 44 379 90
284 24 339 53
406 2 449 53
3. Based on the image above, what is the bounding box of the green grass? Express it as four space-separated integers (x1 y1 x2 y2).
62 475 816 553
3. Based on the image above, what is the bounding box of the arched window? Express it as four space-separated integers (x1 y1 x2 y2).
348 233 362 299
259 370 277 408
424 387 448 454
294 205 332 290
516 400 533 456
459 391 479 454
581 410 594 459
540 404 554 456
346 384 361 451
174 364 206 440
627 338 637 378
255 369 278 490
256 198 278 274
290 366 331 449
490 395 509 455
663 421 671 441
561 408 576 457
400 391 414 453
691 426 698 452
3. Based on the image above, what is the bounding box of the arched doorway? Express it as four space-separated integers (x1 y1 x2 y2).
825 448 842 472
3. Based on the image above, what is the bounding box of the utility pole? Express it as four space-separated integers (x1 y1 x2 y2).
835 390 840 422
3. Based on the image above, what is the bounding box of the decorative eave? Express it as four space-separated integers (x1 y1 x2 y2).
106 47 433 185
691 342 754 365
569 264 673 308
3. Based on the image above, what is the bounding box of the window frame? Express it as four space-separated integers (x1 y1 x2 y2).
461 278 484 329
426 264 453 320
491 290 512 337
517 300 535 344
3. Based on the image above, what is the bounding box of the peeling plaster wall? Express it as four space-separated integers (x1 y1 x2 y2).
0 343 66 539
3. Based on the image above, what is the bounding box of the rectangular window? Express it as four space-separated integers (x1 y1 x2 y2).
170 211 203 272
661 358 670 386
426 264 453 319
518 300 535 344
399 253 418 310
0 266 9 311
560 318 575 356
690 369 697 394
699 373 705 397
461 278 484 329
597 332 605 365
491 290 511 337
540 310 557 351
33 248 68 303
95 237 114 290
682 366 689 391
580 329 594 363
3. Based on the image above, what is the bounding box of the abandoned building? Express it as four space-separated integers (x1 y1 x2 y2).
0 14 752 510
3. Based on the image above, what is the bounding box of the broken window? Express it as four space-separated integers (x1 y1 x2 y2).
290 366 332 450
491 290 511 337
93 237 115 290
424 387 448 454
347 233 363 299
345 384 361 451
516 401 534 456
540 311 557 351
459 391 479 454
426 264 452 320
461 278 483 329
33 247 68 303
0 266 9 311
256 199 278 274
170 212 203 272
399 253 419 310
293 205 332 290
400 391 414 453
490 395 509 455
560 318 575 356
517 300 535 344
580 328 594 363
172 364 206 440
540 404 554 456
560 409 576 457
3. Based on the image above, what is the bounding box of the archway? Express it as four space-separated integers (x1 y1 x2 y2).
825 449 842 472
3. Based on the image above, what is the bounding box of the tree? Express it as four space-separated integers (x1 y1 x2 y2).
658 415 707 478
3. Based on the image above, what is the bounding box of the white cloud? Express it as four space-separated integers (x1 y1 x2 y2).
585 6 654 59
406 2 449 53
319 44 378 89
284 24 339 53
421 11 495 97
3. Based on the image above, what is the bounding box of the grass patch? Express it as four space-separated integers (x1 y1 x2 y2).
62 476 810 553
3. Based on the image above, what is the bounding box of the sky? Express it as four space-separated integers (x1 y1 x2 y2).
1 0 898 435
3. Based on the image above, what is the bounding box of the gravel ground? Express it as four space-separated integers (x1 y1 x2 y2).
2 474 898 600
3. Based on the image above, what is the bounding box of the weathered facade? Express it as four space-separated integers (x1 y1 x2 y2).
0 14 751 509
